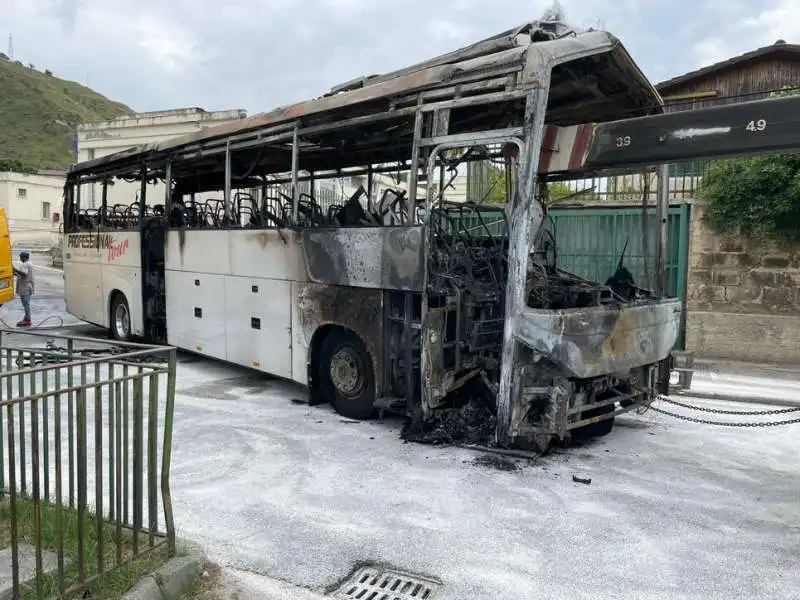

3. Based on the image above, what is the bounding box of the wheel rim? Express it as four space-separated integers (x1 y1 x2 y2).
329 346 365 398
115 303 130 339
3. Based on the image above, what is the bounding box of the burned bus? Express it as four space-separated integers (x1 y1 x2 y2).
62 17 683 451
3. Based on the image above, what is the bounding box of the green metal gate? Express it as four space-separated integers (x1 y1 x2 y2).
548 203 692 349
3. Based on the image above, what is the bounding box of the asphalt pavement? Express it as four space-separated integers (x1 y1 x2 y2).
2 258 798 599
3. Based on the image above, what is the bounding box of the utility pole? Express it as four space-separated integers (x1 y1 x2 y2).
7 33 13 59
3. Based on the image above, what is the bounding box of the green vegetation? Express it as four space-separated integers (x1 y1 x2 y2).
698 86 800 242
0 57 132 171
0 498 170 599
481 165 597 204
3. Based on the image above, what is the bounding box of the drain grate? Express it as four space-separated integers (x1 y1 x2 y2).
331 565 441 600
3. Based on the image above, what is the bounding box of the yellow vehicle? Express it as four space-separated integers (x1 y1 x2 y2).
0 208 14 305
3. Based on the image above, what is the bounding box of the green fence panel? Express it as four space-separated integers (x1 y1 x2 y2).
548 203 692 349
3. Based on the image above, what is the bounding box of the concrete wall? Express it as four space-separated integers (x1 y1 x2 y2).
686 202 800 363
77 107 247 209
0 171 63 248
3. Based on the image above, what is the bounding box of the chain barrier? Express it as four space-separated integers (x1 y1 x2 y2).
629 386 800 428
659 395 800 416
647 404 800 427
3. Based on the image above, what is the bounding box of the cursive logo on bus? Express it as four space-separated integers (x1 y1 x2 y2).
107 238 129 262
66 233 129 262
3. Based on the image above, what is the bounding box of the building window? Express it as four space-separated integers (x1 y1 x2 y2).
42 202 51 220
17 188 26 198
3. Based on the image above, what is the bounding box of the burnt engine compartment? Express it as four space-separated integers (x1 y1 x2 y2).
402 201 661 448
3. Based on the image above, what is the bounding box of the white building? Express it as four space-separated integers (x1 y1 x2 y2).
77 107 247 210
0 170 64 249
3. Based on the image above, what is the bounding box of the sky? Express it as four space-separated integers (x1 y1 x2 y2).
3 0 800 115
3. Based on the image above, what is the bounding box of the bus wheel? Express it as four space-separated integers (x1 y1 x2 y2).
575 402 615 439
318 330 375 420
110 293 132 342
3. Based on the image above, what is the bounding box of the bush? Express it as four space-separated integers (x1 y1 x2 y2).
698 86 800 242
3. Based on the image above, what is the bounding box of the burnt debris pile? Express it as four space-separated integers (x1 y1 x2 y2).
401 380 497 446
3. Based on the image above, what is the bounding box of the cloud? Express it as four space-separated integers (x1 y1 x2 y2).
427 20 473 42
686 0 800 73
740 0 800 44
132 15 199 73
2 0 798 115
692 38 732 69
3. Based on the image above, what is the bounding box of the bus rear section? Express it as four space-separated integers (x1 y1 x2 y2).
0 208 14 305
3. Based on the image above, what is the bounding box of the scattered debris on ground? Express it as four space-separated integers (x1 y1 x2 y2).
472 454 520 472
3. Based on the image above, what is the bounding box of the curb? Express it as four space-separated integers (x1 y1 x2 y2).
121 540 207 600
673 390 800 408
220 567 331 600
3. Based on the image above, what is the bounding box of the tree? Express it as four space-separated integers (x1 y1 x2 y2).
698 86 800 242
547 181 581 203
477 164 596 204
0 158 36 173
483 164 508 204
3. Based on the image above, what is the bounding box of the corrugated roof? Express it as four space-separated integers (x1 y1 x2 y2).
656 41 800 91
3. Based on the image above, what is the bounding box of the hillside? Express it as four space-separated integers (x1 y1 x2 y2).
0 57 133 171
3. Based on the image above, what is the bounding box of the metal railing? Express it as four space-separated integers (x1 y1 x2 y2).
0 329 176 598
557 166 708 204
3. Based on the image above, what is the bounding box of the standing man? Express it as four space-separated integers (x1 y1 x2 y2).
13 251 34 327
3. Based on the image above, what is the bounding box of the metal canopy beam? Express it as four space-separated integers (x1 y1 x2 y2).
583 94 800 170
419 127 523 148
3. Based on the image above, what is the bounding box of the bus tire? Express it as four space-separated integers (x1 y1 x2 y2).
575 402 615 439
110 293 132 342
318 330 375 420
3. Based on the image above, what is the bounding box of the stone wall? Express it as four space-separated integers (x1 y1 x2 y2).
686 202 800 363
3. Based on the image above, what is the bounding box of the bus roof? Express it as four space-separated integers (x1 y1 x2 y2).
68 20 662 181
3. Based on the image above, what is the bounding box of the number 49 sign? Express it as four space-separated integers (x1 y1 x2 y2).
746 119 766 132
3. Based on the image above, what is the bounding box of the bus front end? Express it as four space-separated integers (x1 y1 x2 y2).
500 279 681 451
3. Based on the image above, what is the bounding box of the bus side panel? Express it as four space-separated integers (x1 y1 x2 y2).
64 231 143 333
164 230 231 274
224 276 292 378
227 229 307 282
164 230 230 358
0 209 14 305
301 226 425 291
165 270 227 360
98 232 143 335
291 282 385 393
64 234 106 326
64 260 103 325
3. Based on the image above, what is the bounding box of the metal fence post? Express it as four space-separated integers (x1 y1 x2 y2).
0 329 177 597
161 350 177 556
656 164 670 296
